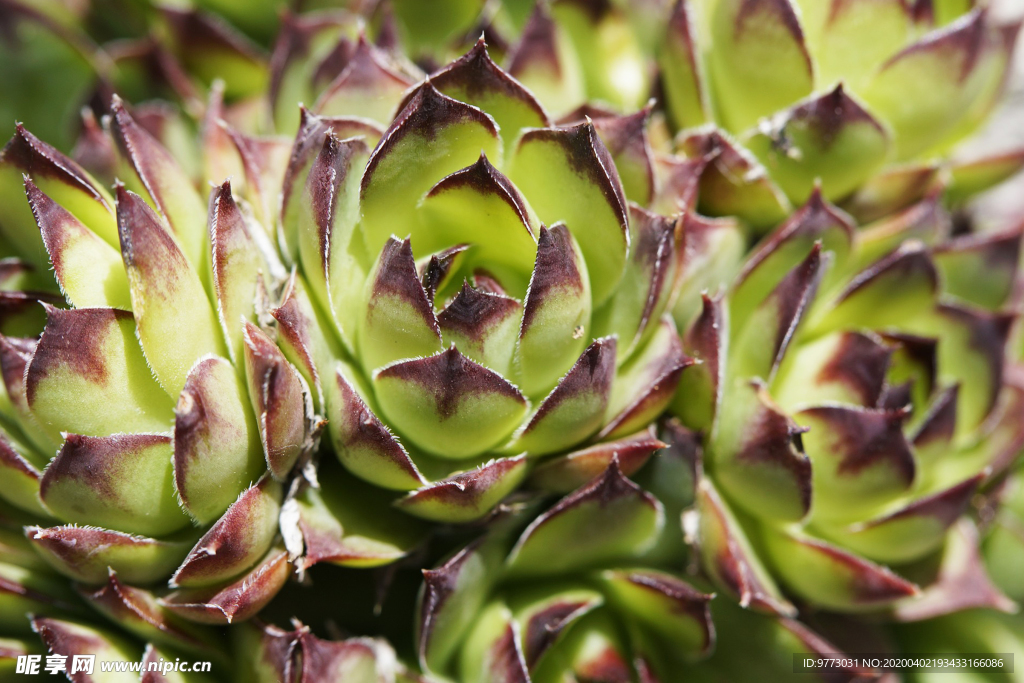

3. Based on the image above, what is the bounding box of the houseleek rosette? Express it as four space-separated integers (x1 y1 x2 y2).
0 31 705 658
659 0 1024 226
672 187 1024 618
412 442 904 683
0 100 334 675
273 38 694 529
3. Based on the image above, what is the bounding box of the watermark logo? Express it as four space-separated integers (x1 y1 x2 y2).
15 654 211 675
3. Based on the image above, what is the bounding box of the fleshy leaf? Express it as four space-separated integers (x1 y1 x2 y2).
397 456 529 523
78 571 223 658
117 187 227 397
601 317 693 440
25 178 131 310
360 83 500 258
507 337 616 456
530 429 664 494
661 0 710 130
111 97 208 276
731 191 853 334
731 243 824 381
460 602 530 683
172 476 281 588
808 241 938 336
429 38 550 158
797 405 915 524
513 224 591 398
417 535 506 674
932 228 1021 310
708 0 814 133
359 237 443 372
505 460 663 576
711 381 811 521
0 433 45 516
674 294 725 432
679 130 791 229
323 364 425 491
508 122 628 305
509 586 603 669
862 10 991 159
374 347 528 459
160 546 290 624
762 527 919 611
31 618 138 672
0 124 118 269
595 207 677 358
895 520 1015 621
842 162 940 223
297 133 369 351
419 154 538 298
243 322 309 480
26 526 191 585
175 355 265 524
26 307 174 439
40 433 189 537
438 283 523 378
600 569 714 659
773 331 892 411
506 3 586 115
314 35 414 124
947 148 1024 205
820 474 982 564
292 461 425 570
744 85 891 206
694 477 795 616
209 180 269 364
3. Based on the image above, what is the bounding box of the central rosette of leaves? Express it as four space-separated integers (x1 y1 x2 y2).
283 42 691 524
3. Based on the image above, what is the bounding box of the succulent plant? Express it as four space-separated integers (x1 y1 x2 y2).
671 186 1024 620
658 0 1024 227
2 1 1024 682
0 25 728 677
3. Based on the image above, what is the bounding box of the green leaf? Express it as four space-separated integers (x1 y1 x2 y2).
708 0 813 133
508 122 628 305
374 347 528 460
117 187 227 397
359 83 500 260
505 461 663 577
40 433 190 537
174 356 266 524
25 178 131 310
26 307 174 439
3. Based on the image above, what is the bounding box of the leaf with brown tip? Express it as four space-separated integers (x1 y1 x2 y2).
26 307 174 440
359 237 443 372
111 97 208 276
243 322 309 481
694 477 795 616
530 429 663 493
513 224 591 398
762 527 919 611
117 186 227 396
797 405 915 525
26 526 192 586
159 546 290 624
40 433 190 537
374 346 528 459
506 460 663 577
508 122 628 305
507 337 616 456
172 476 282 589
78 571 224 659
397 456 529 523
25 178 131 310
